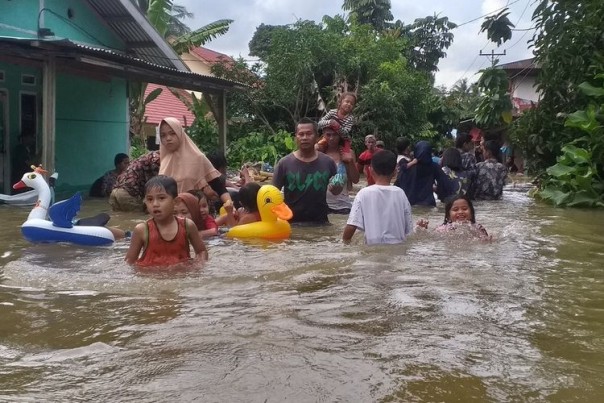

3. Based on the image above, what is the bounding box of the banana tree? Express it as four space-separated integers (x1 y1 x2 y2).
129 0 233 137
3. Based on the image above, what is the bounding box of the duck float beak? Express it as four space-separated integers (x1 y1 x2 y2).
13 181 27 190
271 203 293 221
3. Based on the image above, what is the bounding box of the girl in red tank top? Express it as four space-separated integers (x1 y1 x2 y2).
125 176 208 267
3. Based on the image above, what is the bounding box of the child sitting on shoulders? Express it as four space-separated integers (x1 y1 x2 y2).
343 150 414 245
416 194 490 240
125 175 208 267
316 92 357 154
174 192 218 238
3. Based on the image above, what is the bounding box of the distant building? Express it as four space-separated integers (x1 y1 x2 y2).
498 58 540 115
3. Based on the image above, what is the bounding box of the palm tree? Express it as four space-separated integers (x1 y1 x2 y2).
342 0 393 31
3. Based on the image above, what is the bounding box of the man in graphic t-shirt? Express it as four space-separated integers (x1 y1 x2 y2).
273 118 342 223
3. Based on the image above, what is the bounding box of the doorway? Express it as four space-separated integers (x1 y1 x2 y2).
0 90 8 194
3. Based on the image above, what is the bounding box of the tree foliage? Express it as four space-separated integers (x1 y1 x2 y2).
403 15 457 74
342 0 393 31
510 0 604 173
479 8 514 46
213 15 452 154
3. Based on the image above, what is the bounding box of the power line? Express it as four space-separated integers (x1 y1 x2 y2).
455 0 521 28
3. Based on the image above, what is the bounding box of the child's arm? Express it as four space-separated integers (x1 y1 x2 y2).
186 218 208 261
317 110 337 130
406 158 418 168
221 200 238 227
124 223 146 265
199 215 219 238
342 224 358 244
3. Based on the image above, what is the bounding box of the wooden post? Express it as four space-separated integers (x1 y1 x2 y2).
217 90 227 154
42 56 56 174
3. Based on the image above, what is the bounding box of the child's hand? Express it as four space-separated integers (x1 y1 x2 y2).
341 151 354 163
329 119 341 132
223 199 234 214
416 219 429 229
203 185 219 201
328 182 343 195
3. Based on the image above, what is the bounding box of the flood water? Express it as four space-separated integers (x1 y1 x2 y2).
1 189 603 402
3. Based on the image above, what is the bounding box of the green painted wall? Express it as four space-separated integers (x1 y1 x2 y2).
0 0 124 49
55 74 128 194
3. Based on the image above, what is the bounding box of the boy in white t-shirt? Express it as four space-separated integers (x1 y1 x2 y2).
343 150 413 245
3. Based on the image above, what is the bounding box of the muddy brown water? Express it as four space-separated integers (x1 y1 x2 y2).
1 189 603 402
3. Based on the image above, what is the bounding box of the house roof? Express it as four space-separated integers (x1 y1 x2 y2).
190 46 235 65
144 84 196 126
0 38 246 93
85 0 186 70
498 58 540 72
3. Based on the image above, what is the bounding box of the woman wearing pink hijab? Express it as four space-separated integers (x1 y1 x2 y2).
158 117 233 207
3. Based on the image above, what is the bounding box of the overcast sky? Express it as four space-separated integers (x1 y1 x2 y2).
177 0 536 88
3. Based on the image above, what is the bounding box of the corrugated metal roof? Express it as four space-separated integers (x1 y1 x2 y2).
0 38 246 92
85 0 186 70
497 58 540 71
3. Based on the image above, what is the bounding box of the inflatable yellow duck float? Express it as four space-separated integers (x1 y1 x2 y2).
226 184 293 240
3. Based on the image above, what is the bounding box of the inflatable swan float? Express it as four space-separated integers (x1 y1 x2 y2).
0 173 58 206
226 184 293 240
13 166 115 246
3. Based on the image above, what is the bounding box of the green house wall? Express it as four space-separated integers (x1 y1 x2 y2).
55 74 128 194
1 0 130 195
0 0 124 49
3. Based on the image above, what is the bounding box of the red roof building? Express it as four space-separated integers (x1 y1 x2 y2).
143 84 196 143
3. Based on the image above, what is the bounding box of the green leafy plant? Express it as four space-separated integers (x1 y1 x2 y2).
226 130 296 169
129 136 148 159
536 75 604 207
474 66 513 128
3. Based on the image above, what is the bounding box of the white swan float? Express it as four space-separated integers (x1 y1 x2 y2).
0 173 58 206
13 166 115 246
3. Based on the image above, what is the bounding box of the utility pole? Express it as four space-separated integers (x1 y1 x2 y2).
480 49 506 66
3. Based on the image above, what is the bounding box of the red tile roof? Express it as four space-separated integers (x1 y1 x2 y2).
190 46 235 65
144 83 196 127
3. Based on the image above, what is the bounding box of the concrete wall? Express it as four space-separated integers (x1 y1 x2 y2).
511 75 539 102
55 73 128 193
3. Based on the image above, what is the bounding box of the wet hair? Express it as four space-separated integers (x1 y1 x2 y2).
455 132 472 149
114 153 129 167
395 137 411 154
207 150 227 171
296 117 318 135
371 150 396 176
144 175 177 198
443 195 476 224
483 140 501 162
339 92 357 105
238 182 261 213
441 148 462 171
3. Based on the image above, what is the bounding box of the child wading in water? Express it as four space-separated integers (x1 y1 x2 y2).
216 182 262 227
125 175 208 267
417 194 491 240
343 150 413 245
316 92 357 155
174 192 218 238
